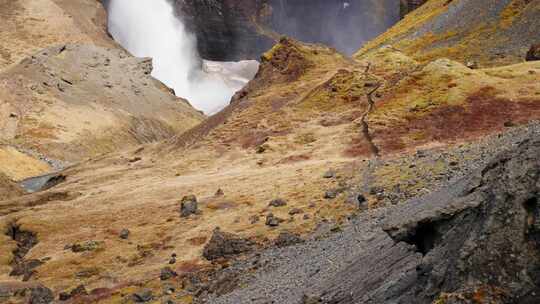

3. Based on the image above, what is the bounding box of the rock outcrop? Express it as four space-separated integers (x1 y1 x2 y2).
207 135 540 304
175 0 399 60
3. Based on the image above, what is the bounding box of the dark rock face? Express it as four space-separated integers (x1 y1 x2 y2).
526 44 540 61
203 228 254 260
174 0 399 60
399 0 427 18
207 138 540 303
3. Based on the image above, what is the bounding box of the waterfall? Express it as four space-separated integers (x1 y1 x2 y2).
106 0 255 115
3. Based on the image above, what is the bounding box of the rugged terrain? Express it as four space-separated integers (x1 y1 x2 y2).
0 0 540 304
0 0 204 181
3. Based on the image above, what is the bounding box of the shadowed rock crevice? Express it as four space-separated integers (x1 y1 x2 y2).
6 223 42 281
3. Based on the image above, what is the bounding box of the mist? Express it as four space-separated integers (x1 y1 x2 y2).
106 0 256 115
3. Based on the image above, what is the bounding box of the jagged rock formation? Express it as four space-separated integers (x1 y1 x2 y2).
206 134 540 304
175 0 398 60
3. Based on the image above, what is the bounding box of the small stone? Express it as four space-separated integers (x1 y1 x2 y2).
504 121 516 128
323 170 335 178
255 145 266 154
324 190 337 199
9 112 17 118
265 213 282 227
303 214 311 220
180 195 198 217
71 240 102 253
129 157 142 163
269 198 287 207
169 257 176 264
249 215 260 224
308 202 316 208
466 60 478 69
119 229 130 239
215 188 224 196
160 267 178 281
289 208 303 215
357 194 366 205
132 289 153 303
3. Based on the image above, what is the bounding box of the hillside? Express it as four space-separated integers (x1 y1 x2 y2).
358 0 540 67
0 0 205 181
0 0 539 304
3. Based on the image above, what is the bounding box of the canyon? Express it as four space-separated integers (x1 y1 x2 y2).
0 0 539 304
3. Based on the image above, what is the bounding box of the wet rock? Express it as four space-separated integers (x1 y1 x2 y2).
180 195 198 217
132 289 153 303
269 198 287 207
29 285 54 304
289 208 303 215
119 229 130 239
274 231 303 247
202 228 254 261
71 240 102 253
265 213 283 227
160 267 178 281
58 284 88 301
526 44 540 61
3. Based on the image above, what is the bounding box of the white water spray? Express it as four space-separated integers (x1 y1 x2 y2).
107 0 257 114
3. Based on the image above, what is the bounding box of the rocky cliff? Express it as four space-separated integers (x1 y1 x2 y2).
175 0 399 60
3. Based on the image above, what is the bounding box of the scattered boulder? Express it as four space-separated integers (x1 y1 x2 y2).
180 195 198 217
58 284 88 301
526 44 540 61
324 190 338 199
289 208 304 215
265 213 283 227
160 267 178 281
29 285 54 304
465 60 478 69
71 240 102 253
323 170 336 178
119 229 130 239
132 289 153 303
274 231 303 247
269 198 287 207
202 228 254 261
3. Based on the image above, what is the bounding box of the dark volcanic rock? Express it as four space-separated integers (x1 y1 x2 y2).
206 137 540 304
526 44 540 61
29 285 54 304
59 284 88 301
174 0 398 60
203 228 254 261
180 195 198 217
